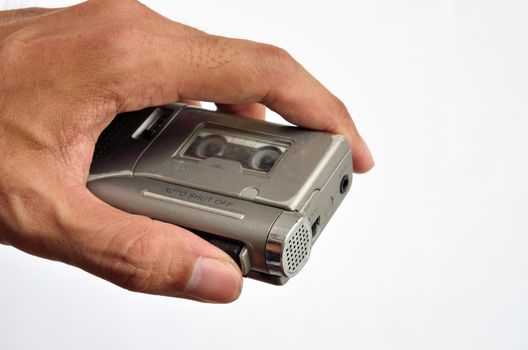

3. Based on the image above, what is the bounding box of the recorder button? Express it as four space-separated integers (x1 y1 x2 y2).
238 247 251 276
207 236 243 266
240 187 259 200
187 229 249 274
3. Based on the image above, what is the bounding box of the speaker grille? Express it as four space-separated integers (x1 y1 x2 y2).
284 223 311 275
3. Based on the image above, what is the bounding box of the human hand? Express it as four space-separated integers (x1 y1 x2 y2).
0 0 374 303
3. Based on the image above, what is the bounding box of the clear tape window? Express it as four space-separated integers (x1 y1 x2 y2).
180 125 290 173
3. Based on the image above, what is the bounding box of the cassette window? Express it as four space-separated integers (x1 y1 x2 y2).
179 125 291 173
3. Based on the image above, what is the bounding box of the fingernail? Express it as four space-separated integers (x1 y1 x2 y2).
184 257 242 303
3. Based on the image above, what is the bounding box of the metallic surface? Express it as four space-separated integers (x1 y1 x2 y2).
88 103 352 284
265 212 312 277
134 104 350 211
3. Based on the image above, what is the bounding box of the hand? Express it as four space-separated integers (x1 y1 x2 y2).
0 0 374 303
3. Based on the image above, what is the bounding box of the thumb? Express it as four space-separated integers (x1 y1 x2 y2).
64 189 242 303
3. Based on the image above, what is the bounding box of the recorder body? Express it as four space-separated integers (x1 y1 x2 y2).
88 104 352 285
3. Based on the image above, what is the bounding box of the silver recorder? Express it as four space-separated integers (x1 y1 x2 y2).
88 104 352 285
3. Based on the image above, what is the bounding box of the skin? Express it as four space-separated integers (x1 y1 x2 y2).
0 0 374 303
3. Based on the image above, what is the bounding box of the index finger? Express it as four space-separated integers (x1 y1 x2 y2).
111 33 374 172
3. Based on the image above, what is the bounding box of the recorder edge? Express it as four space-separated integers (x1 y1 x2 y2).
88 104 353 285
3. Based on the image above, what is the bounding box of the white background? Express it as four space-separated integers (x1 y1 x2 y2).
1 1 527 349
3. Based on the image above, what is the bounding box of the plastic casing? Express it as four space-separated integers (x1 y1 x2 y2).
87 104 352 285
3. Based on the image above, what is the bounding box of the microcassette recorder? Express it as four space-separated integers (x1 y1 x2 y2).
88 103 352 285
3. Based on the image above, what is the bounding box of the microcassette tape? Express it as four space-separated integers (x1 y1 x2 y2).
88 104 352 285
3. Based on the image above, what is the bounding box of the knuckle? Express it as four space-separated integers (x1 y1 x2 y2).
121 232 161 292
258 43 292 61
112 222 177 293
80 24 147 81
88 0 142 12
334 97 349 118
335 98 352 122
97 24 147 50
327 97 350 132
324 95 352 133
256 43 295 67
85 0 154 24
251 42 299 80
